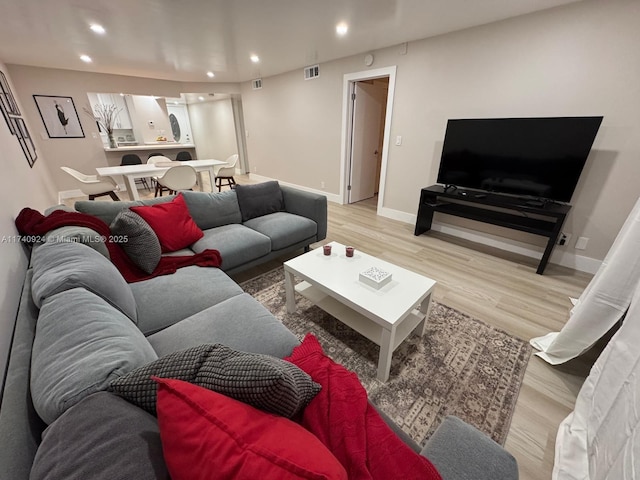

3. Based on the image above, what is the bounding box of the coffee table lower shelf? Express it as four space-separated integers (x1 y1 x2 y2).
293 281 428 381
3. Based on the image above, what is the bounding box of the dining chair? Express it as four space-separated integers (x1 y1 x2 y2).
61 167 120 201
147 155 175 196
155 165 198 197
121 154 150 190
214 154 239 191
176 151 192 161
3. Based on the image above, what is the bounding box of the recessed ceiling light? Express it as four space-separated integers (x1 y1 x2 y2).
89 24 105 34
198 96 205 101
250 54 260 63
336 23 348 36
207 71 215 78
80 54 92 63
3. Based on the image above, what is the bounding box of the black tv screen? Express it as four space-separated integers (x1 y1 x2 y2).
436 116 603 202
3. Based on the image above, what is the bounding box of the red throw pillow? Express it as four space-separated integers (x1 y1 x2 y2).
130 194 203 253
154 377 348 480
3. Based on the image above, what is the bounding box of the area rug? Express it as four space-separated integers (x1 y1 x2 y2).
241 267 532 446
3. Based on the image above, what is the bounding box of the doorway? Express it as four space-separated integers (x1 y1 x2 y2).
341 66 397 211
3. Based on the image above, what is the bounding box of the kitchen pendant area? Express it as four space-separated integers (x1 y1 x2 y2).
87 92 246 171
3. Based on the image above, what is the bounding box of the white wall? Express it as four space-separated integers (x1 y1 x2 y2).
240 0 640 266
187 97 239 162
241 66 344 187
128 95 172 144
0 63 57 388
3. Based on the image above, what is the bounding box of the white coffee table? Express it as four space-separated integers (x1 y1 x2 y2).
284 241 437 382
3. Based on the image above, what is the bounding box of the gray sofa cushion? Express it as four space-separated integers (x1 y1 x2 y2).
181 190 242 229
244 212 318 251
110 209 162 274
75 196 173 225
0 270 46 480
30 241 137 322
30 392 169 480
43 225 110 258
148 293 300 359
129 265 244 335
109 343 320 419
31 288 158 424
235 181 284 221
281 185 328 242
75 199 145 225
191 224 271 271
420 416 519 480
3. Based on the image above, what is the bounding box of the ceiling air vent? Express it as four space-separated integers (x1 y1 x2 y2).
304 65 319 80
252 78 263 90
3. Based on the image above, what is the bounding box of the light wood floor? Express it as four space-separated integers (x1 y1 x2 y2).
70 175 594 480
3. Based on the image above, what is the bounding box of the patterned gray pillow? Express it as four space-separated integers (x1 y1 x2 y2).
108 344 321 418
110 209 161 274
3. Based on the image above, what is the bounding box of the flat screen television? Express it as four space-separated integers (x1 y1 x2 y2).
436 116 603 203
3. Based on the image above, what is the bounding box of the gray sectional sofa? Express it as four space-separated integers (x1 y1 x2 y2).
0 182 518 479
74 182 327 275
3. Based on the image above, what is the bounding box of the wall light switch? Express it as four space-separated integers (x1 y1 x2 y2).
395 135 402 146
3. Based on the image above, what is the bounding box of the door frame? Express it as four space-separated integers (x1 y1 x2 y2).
340 66 397 210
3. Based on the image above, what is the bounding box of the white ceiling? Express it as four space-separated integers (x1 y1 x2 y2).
0 0 582 83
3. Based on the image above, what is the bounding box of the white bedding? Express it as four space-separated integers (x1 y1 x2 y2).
553 279 640 479
532 196 640 479
531 196 640 365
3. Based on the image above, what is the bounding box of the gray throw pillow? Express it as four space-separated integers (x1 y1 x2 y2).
181 190 242 229
110 209 162 274
31 241 138 322
109 343 321 418
30 392 169 480
235 181 284 222
31 288 158 425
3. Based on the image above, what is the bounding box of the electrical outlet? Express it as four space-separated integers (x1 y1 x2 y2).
575 237 589 250
558 232 572 246
321 181 325 189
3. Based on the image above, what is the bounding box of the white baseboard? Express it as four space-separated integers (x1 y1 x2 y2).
58 189 84 203
248 174 342 204
378 206 416 224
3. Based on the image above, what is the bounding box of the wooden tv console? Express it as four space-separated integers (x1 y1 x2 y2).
414 185 571 274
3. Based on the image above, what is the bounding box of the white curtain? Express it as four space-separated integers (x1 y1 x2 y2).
552 274 640 480
530 196 640 364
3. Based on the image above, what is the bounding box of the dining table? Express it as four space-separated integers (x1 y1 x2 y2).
96 158 227 201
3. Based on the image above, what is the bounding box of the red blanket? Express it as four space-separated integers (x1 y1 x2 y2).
15 207 222 283
285 334 442 480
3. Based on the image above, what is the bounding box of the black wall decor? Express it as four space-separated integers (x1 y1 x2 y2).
0 69 37 168
33 94 84 138
11 117 37 167
0 71 20 116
